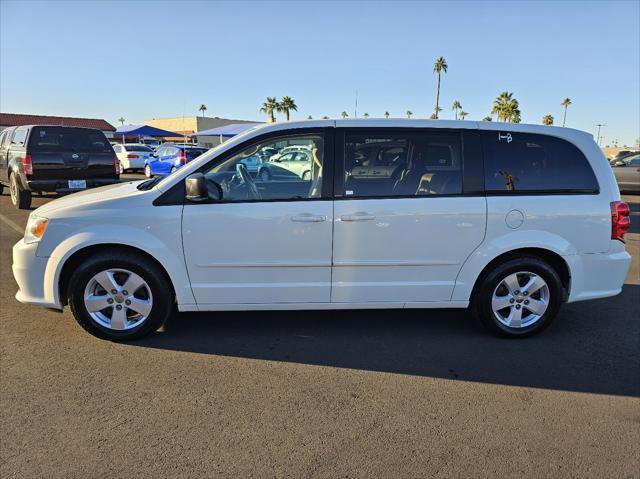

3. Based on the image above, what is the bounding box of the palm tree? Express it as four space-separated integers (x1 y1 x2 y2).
384 111 390 119
322 116 330 119
198 104 207 118
278 96 298 121
452 100 462 120
260 97 279 123
432 56 448 119
307 115 312 120
542 114 554 125
458 111 469 120
561 97 572 127
429 113 438 119
406 110 413 118
363 112 370 118
117 117 125 126
492 91 520 122
482 116 492 122
341 111 348 119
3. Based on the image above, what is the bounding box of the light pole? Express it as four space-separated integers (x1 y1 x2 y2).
595 124 606 146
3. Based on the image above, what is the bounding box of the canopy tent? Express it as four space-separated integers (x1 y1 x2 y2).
191 123 261 138
114 124 181 138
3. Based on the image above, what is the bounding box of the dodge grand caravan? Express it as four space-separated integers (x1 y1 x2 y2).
12 120 632 340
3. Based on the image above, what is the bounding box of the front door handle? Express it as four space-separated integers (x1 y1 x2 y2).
290 214 327 223
340 213 376 222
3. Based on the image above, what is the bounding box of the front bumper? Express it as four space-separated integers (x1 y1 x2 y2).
26 178 120 193
12 239 60 309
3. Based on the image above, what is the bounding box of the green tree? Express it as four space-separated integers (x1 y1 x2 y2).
482 116 492 122
429 113 438 119
198 104 207 118
542 114 554 125
451 100 462 120
561 97 572 127
278 96 298 121
306 115 313 120
406 110 413 118
492 91 520 122
322 116 330 120
384 111 390 119
458 110 469 120
432 56 448 119
117 117 125 126
363 112 370 118
341 111 349 119
260 97 279 123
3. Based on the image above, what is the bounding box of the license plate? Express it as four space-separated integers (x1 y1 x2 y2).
68 180 86 189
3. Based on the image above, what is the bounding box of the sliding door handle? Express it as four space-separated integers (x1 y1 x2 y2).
340 213 376 222
291 214 327 223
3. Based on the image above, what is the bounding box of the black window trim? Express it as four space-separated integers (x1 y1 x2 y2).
154 127 335 206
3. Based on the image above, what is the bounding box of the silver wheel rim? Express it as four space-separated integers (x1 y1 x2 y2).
145 166 151 177
260 170 269 181
83 268 153 331
492 271 550 328
10 175 17 204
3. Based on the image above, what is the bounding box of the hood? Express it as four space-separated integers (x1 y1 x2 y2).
35 181 151 216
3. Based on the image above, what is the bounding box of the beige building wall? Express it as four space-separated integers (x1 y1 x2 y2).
144 116 259 147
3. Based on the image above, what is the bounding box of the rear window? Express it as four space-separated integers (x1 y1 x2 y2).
125 145 152 152
481 131 599 193
27 127 113 153
186 148 208 159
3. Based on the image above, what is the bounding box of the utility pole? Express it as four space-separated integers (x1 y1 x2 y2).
595 124 606 146
354 90 358 118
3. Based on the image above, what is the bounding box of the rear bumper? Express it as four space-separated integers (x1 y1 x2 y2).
26 178 120 192
12 239 60 309
565 241 632 302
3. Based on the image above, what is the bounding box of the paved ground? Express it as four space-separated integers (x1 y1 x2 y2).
1 184 638 478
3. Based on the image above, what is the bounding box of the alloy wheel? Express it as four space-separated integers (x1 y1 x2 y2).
491 271 550 328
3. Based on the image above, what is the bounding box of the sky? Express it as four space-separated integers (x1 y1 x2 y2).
1 0 639 146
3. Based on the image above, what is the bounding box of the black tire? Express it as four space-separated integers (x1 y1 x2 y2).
9 173 32 210
259 168 271 181
471 256 563 338
68 251 174 341
144 165 152 178
302 170 310 180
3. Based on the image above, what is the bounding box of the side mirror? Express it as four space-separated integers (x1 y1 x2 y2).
185 173 213 202
151 153 157 158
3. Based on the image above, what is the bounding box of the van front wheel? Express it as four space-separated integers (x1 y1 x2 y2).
68 251 174 341
472 257 563 338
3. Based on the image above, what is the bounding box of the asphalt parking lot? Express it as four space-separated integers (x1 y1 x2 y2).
1 181 638 478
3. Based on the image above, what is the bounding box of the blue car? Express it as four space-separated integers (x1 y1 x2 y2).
144 144 209 177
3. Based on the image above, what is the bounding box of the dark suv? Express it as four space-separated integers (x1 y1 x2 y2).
0 125 120 209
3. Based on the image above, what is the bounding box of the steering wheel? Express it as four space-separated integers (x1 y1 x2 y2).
235 163 261 200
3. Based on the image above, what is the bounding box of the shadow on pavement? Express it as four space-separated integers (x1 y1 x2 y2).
136 284 640 397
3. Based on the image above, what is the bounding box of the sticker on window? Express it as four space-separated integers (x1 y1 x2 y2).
345 190 354 196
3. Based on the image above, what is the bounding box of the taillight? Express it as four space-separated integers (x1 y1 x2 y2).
611 201 631 243
178 149 187 165
113 156 121 175
22 154 33 175
127 154 139 159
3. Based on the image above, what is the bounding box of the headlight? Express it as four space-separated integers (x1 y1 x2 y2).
24 215 49 244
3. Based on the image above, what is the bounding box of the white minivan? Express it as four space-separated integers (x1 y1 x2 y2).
12 120 632 340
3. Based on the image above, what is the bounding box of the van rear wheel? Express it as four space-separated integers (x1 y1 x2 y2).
472 256 563 337
9 173 32 210
68 251 174 341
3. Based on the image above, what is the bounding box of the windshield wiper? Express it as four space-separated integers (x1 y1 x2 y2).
137 177 162 191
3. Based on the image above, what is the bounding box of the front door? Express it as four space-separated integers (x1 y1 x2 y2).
182 130 333 306
331 128 486 304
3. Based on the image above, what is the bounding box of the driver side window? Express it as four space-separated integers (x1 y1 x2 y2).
203 134 324 202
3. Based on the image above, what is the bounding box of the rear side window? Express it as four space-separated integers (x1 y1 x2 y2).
344 131 463 198
125 145 152 152
11 127 28 146
185 148 207 159
482 131 598 193
27 127 112 153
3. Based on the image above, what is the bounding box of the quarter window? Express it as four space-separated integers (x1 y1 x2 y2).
11 127 28 146
482 131 598 193
343 132 463 197
203 134 324 201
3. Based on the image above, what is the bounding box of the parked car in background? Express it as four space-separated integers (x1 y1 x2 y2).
0 125 120 209
12 120 631 341
609 150 636 162
144 144 209 177
258 149 314 181
113 143 154 172
611 153 640 193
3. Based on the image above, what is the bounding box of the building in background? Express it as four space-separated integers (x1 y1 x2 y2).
0 113 116 137
144 116 258 147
